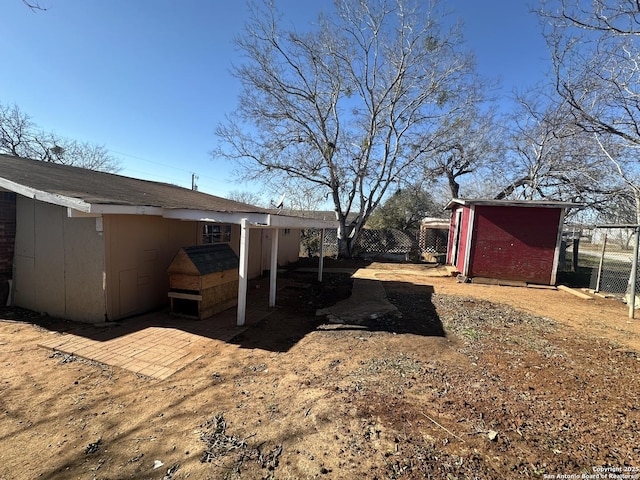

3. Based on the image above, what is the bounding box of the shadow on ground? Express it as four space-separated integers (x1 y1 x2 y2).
379 282 444 336
230 276 445 352
2 265 446 355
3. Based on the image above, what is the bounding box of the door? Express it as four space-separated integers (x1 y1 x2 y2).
451 209 463 268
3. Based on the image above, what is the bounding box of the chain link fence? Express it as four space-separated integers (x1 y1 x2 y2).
589 226 638 299
562 225 639 304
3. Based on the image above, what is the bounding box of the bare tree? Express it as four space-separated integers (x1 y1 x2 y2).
227 189 265 207
495 92 602 199
0 102 120 172
215 0 483 256
428 105 502 199
0 103 35 157
541 0 640 221
271 179 329 213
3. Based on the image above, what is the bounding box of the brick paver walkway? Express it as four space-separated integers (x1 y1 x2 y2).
38 281 275 380
39 324 217 380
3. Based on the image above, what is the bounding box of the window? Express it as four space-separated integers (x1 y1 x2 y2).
202 223 232 244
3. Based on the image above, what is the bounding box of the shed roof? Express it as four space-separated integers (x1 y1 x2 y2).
445 198 580 210
0 154 336 229
421 217 450 228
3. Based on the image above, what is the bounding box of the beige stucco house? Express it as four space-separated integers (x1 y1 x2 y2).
0 154 335 324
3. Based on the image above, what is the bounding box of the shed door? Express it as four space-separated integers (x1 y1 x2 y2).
451 209 463 267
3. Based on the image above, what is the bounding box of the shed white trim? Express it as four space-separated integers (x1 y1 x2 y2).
463 205 476 276
446 198 579 209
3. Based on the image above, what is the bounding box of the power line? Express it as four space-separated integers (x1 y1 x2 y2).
109 149 194 174
108 148 234 188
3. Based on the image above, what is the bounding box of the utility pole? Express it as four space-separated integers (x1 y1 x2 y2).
191 173 199 191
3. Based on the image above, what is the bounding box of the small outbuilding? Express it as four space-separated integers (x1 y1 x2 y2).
419 217 450 263
445 198 577 285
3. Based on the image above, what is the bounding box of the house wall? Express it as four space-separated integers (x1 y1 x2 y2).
225 225 300 277
227 224 263 279
103 215 198 320
13 204 301 323
13 198 105 321
280 228 302 265
0 191 16 305
467 205 561 285
260 228 301 271
103 218 274 321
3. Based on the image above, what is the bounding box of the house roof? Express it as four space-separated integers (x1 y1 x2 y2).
0 154 337 229
0 154 266 213
445 198 580 210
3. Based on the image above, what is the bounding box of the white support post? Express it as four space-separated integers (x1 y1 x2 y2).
318 228 325 282
237 218 250 326
629 227 640 319
269 228 279 307
595 233 608 293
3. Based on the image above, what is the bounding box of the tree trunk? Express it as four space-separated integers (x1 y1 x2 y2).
336 217 352 258
337 238 351 258
447 172 460 198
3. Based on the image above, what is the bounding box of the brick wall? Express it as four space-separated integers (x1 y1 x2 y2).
0 192 17 305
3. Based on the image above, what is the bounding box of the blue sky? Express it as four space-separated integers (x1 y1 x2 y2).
2 0 548 199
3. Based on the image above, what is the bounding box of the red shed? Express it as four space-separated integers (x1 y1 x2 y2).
446 199 576 285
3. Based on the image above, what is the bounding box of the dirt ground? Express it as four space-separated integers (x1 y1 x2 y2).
1 261 640 480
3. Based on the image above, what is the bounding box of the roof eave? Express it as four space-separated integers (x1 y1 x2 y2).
445 198 582 210
163 209 339 228
0 177 92 213
2 176 339 228
162 209 270 224
267 213 338 229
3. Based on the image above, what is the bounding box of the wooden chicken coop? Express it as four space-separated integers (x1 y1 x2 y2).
167 243 239 320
